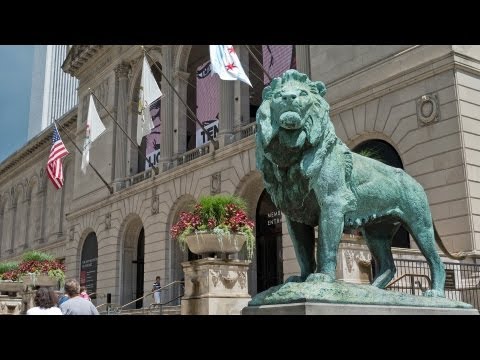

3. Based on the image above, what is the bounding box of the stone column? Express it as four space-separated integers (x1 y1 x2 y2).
113 63 130 183
173 70 190 156
219 81 235 147
0 209 3 255
37 178 47 244
235 45 250 129
160 45 174 170
295 45 311 77
9 201 16 253
23 196 31 249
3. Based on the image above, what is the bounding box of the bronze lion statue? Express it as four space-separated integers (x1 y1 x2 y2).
256 69 464 297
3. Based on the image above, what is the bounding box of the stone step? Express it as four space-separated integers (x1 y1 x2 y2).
103 305 181 315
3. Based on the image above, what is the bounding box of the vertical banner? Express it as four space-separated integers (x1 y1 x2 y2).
262 45 296 85
145 98 161 169
196 60 220 147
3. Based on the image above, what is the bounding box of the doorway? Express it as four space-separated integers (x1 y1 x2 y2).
255 190 283 293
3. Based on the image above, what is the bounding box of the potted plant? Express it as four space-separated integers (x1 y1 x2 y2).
0 250 65 288
170 194 255 259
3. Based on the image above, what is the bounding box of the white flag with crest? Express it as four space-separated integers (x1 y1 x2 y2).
137 56 163 145
81 94 106 174
209 45 252 87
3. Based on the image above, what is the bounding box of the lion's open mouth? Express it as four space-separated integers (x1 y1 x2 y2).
279 111 302 129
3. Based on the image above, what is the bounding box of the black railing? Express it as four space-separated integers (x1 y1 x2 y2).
382 259 480 310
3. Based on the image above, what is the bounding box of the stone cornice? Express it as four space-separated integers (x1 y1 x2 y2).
0 107 78 179
328 47 480 116
62 45 103 77
66 136 256 221
329 51 457 115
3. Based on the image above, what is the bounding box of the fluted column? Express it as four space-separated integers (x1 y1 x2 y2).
114 63 130 182
295 45 311 77
23 196 31 249
160 45 174 170
219 80 235 147
235 45 250 129
173 70 190 155
9 202 16 254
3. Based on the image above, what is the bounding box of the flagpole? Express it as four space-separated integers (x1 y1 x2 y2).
142 47 219 150
89 89 160 175
243 45 273 82
54 120 114 194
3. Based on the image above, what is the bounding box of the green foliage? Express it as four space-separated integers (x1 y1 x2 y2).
171 194 255 259
0 262 19 274
48 269 66 287
22 250 54 262
196 194 247 225
354 148 384 162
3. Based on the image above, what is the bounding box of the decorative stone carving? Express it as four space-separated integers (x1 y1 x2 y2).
114 63 130 80
151 188 159 215
209 269 248 290
417 94 440 126
69 227 74 242
211 172 221 195
238 271 247 289
355 251 372 268
344 250 355 273
105 212 111 230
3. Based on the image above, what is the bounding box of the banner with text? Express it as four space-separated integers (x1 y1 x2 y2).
145 98 161 169
263 45 296 85
196 60 220 147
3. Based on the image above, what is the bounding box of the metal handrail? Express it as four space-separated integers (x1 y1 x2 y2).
96 302 121 311
116 280 184 311
386 273 432 289
148 294 184 314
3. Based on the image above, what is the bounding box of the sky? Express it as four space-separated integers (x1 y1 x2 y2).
0 45 34 163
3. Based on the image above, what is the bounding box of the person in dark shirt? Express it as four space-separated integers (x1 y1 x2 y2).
152 276 161 304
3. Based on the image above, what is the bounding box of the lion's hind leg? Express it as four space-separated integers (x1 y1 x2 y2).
406 221 446 297
363 222 399 289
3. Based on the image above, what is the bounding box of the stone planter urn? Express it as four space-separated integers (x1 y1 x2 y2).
185 232 246 257
22 273 58 288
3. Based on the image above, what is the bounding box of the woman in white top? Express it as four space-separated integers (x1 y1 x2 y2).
26 287 63 315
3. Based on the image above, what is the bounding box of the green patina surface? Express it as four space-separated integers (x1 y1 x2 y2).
253 69 470 307
249 274 473 308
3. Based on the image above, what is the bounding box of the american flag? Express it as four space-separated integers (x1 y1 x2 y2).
46 124 69 189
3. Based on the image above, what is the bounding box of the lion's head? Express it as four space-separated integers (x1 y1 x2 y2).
256 70 337 168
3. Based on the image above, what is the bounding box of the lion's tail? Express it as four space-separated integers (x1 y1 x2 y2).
433 222 467 260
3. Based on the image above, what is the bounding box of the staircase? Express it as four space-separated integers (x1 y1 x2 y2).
107 305 181 315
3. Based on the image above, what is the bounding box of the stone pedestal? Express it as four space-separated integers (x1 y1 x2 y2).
181 258 251 315
242 302 480 315
337 236 372 284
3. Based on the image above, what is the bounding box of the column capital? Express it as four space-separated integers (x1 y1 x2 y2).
114 63 131 80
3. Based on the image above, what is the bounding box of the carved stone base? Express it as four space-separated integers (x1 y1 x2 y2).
337 236 372 284
0 296 22 315
242 302 479 315
181 258 251 315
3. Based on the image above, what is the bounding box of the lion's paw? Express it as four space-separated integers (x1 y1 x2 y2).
306 273 335 283
423 289 445 298
285 275 305 283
